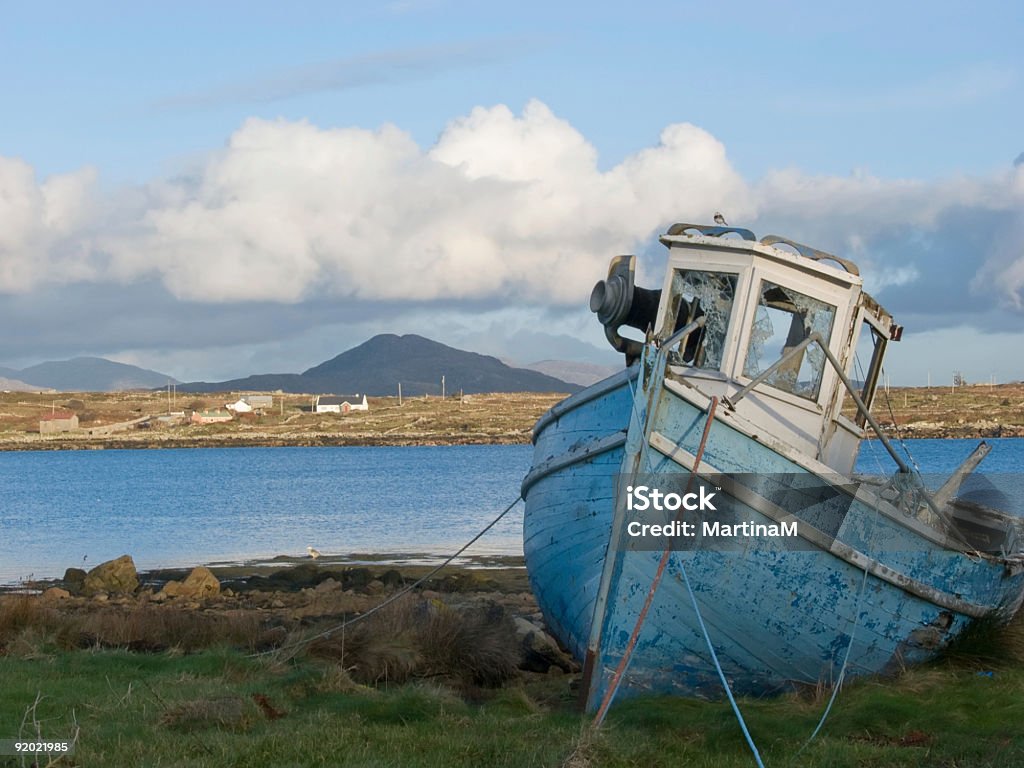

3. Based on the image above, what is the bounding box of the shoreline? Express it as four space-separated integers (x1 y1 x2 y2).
0 432 533 452
1 551 529 595
1 428 1021 453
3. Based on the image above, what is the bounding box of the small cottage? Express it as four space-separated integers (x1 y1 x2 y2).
315 394 369 414
191 409 233 425
39 410 79 434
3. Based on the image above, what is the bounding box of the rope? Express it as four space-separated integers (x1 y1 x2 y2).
592 396 719 727
804 568 868 742
678 559 766 768
251 494 523 659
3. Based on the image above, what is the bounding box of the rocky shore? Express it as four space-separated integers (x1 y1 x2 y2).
0 431 533 451
3 553 577 679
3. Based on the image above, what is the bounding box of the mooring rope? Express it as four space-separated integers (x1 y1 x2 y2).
250 494 523 659
677 558 766 768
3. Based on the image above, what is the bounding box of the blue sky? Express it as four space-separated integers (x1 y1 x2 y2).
1 0 1022 384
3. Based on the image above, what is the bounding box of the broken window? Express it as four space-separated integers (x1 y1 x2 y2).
742 281 836 400
660 270 738 370
849 319 887 425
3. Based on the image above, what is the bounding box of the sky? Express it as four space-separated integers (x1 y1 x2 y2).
1 0 1023 385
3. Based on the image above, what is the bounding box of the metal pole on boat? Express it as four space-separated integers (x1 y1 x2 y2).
795 334 973 543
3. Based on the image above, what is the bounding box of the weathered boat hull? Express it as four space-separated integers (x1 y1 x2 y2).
523 364 1024 708
522 367 636 662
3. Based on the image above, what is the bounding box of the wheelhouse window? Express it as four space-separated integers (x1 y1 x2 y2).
851 319 887 426
742 281 836 400
660 270 738 370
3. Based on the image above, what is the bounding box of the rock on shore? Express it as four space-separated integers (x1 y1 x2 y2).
157 567 221 600
82 555 139 596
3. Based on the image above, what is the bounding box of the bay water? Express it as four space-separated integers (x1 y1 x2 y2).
1 439 1021 586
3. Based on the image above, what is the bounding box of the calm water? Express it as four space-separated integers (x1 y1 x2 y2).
1 439 1022 585
0 445 531 585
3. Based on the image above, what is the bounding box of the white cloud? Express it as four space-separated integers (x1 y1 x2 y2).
4 99 1024 326
0 158 96 293
101 101 749 306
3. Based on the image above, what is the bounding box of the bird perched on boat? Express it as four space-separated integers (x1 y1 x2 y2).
714 212 727 226
306 546 321 560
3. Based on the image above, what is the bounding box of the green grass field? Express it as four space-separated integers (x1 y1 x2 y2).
2 645 1023 767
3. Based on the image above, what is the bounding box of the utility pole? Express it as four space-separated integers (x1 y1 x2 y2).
398 382 402 406
441 375 445 400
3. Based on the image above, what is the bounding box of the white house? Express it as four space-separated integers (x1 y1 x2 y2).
226 399 253 413
315 394 369 413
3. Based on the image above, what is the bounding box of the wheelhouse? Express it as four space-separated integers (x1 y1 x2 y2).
650 225 899 474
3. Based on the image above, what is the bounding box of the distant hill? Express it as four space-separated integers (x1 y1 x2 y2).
10 357 178 392
523 360 620 387
178 334 581 396
0 375 51 392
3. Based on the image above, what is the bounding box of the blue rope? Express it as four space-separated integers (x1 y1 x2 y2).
803 566 869 745
678 558 766 768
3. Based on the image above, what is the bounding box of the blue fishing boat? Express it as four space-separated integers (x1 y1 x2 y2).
521 223 1024 712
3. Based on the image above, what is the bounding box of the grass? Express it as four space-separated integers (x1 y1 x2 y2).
306 596 520 690
2 649 1024 767
3 594 1024 767
4 589 1024 765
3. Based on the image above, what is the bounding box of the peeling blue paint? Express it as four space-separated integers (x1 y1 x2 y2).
522 361 1024 710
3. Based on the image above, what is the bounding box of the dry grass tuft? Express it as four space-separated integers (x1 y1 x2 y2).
307 597 520 689
0 595 63 655
159 696 254 731
0 595 60 638
940 611 1024 667
313 666 370 694
0 598 287 656
71 607 272 652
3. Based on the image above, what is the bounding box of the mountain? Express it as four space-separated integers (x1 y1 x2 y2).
523 360 620 387
12 357 178 392
178 334 581 395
